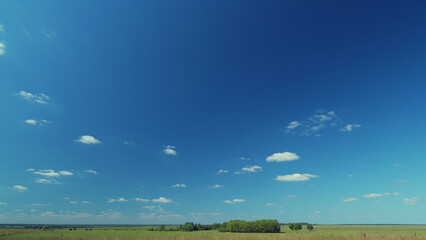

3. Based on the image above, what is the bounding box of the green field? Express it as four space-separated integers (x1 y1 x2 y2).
1 225 426 240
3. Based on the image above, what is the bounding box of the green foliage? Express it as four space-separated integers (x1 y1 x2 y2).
306 224 314 231
221 219 280 233
158 225 166 231
182 222 196 232
288 223 302 231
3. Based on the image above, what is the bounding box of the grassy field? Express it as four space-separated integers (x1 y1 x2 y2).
1 225 426 240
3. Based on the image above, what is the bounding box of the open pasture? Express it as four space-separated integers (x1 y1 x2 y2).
1 225 426 240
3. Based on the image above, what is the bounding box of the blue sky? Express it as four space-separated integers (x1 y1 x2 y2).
1 0 426 224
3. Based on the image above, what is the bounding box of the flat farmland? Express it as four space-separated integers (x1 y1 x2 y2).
2 225 426 240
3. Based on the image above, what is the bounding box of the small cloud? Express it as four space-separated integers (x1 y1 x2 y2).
151 197 173 203
163 145 177 155
70 201 78 204
362 193 383 198
275 173 318 182
26 168 35 172
171 184 187 188
85 169 98 174
340 124 362 132
143 206 164 211
0 42 6 56
17 91 50 104
401 197 420 205
266 152 300 162
0 24 4 32
0 202 8 205
241 165 262 173
81 201 91 204
266 203 276 206
394 163 402 167
223 199 246 204
395 179 407 184
286 195 297 198
75 135 101 144
123 141 135 145
239 157 250 160
135 198 150 202
59 171 74 176
286 121 301 130
212 184 223 189
33 169 60 177
342 197 358 202
34 178 60 184
216 169 228 174
24 119 37 125
347 174 355 178
108 198 128 203
13 185 27 191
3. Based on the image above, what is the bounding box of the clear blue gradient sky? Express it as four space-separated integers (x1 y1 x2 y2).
1 0 426 224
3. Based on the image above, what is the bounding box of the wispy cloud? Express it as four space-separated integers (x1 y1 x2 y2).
34 178 60 184
0 42 6 56
266 152 300 162
216 169 228 174
401 197 420 205
340 124 362 132
13 185 27 191
135 198 150 202
108 198 128 203
85 169 98 174
17 91 50 104
212 184 223 189
275 173 319 182
163 145 177 155
342 197 359 202
75 135 101 144
241 165 262 173
24 119 50 126
286 110 349 136
362 192 400 198
33 169 73 178
171 184 187 188
151 197 173 203
223 199 245 204
286 121 301 130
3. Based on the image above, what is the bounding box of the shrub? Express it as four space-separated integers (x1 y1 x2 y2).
182 222 196 232
222 219 280 233
306 224 314 231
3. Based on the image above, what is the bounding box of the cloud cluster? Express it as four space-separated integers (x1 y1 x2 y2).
340 124 362 132
216 169 228 174
24 119 50 126
241 165 262 173
129 197 174 203
17 91 50 104
223 199 245 204
163 145 177 155
275 173 319 182
401 197 420 205
362 192 400 198
75 135 101 144
171 184 187 188
266 152 299 162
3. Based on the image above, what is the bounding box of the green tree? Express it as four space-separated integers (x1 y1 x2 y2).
182 222 195 232
306 224 314 231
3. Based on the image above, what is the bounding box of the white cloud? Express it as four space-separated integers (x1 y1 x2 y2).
25 119 37 125
223 199 245 204
171 184 186 188
81 201 91 204
143 205 164 211
286 121 301 130
266 152 300 162
135 198 150 202
0 42 6 56
163 145 177 155
85 169 98 174
13 185 27 191
340 124 362 132
151 197 173 203
70 201 78 204
286 195 297 198
275 173 318 182
59 171 74 176
0 24 4 32
212 184 223 189
0 202 8 205
266 203 276 206
342 197 359 202
216 169 228 174
108 198 128 203
241 165 262 173
33 169 60 177
26 168 35 172
363 192 400 198
34 178 60 184
17 91 50 104
239 157 250 160
347 174 355 178
401 197 420 205
75 135 101 144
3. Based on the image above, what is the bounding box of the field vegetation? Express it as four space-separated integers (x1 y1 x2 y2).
1 225 426 240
